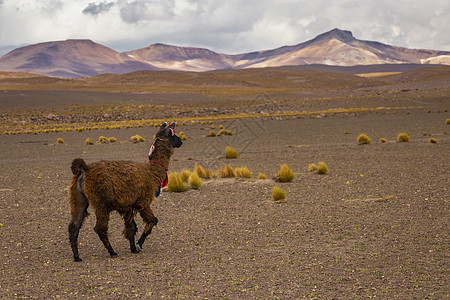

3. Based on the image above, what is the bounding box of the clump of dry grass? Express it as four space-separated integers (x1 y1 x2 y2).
208 130 217 137
258 173 267 179
429 138 438 144
235 167 252 178
357 134 371 145
397 133 410 142
180 169 192 182
272 186 286 201
188 172 203 189
446 119 450 125
225 146 239 159
219 164 236 178
108 137 117 143
57 138 65 144
179 131 188 140
194 164 211 179
130 135 145 143
308 163 318 172
167 172 187 192
85 138 93 145
98 136 109 143
380 138 387 143
218 129 234 136
317 162 328 174
275 164 295 182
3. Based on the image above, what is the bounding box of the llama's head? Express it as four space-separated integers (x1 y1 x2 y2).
149 122 182 159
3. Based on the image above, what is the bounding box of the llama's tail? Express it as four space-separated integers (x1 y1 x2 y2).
71 158 89 175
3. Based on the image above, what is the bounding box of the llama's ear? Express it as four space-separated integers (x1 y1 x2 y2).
160 122 168 130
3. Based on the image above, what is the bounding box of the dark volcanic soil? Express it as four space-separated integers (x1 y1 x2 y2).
0 85 449 298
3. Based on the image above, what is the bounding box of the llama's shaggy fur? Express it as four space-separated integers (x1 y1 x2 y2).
68 123 182 262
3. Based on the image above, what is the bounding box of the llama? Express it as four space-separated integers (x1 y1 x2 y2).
68 122 182 261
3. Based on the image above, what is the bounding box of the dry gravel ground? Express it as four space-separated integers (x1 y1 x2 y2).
0 102 449 298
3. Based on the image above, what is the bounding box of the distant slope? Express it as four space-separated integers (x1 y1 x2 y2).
0 40 158 78
0 29 449 77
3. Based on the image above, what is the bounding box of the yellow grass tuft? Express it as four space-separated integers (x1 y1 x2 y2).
130 135 145 143
218 129 234 136
446 119 450 125
108 137 117 143
380 138 387 143
98 136 109 143
225 146 239 159
258 173 267 179
272 186 286 201
308 163 318 172
429 138 438 144
208 130 216 137
397 133 410 142
357 134 371 145
194 164 211 179
219 164 236 178
235 167 252 178
317 162 328 174
188 172 203 189
85 138 93 145
180 169 192 182
167 172 187 192
179 131 188 140
275 164 295 182
57 138 64 144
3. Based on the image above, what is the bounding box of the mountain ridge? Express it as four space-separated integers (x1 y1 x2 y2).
0 28 448 78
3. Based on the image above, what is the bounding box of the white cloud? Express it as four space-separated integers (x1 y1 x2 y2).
0 0 449 57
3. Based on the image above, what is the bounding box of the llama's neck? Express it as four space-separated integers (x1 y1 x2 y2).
148 139 173 169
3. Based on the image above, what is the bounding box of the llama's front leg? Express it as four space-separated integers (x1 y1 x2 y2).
122 213 139 253
94 209 117 258
136 206 158 251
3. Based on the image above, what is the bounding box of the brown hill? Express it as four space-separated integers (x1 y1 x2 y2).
0 29 448 77
0 39 158 78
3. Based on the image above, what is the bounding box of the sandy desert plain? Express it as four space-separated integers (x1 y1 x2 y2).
0 66 449 299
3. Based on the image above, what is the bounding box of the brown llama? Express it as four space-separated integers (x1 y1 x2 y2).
68 122 182 262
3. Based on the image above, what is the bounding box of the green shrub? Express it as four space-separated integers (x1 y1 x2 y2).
272 186 286 201
276 164 295 182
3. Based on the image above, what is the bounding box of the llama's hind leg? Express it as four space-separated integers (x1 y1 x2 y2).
93 208 117 258
136 206 158 251
68 190 89 262
122 210 139 253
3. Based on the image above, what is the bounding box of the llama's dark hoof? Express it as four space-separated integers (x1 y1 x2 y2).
110 253 118 258
74 257 82 262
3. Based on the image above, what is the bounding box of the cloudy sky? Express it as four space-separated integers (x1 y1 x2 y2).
0 0 449 56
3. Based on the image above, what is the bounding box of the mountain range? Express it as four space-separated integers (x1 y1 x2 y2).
0 28 449 78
